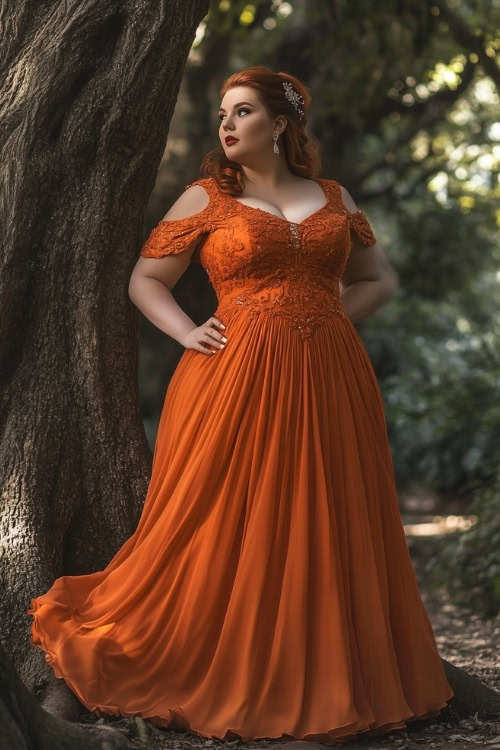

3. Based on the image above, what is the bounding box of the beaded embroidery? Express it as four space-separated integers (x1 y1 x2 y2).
139 176 377 342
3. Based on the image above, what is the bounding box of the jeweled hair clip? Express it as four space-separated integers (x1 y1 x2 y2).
282 80 305 121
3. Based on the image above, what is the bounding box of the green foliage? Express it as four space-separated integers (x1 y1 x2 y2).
396 199 497 302
365 291 500 493
425 468 500 617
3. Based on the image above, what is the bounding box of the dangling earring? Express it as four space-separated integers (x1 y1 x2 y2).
273 133 280 154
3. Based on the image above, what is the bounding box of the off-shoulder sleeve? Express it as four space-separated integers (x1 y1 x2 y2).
140 185 211 263
346 209 377 247
330 179 377 247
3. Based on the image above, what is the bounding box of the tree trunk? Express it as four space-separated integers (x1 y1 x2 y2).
0 0 209 694
0 641 136 749
442 659 500 719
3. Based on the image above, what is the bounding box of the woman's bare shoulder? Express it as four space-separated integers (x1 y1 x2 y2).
161 182 211 222
335 182 360 213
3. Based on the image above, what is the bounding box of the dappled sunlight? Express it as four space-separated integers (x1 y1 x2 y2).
404 514 477 536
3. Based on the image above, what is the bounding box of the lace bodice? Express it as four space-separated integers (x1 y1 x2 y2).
140 176 377 341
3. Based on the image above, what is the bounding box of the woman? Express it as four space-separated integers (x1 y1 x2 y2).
28 66 454 743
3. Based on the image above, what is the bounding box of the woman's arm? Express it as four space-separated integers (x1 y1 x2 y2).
338 185 399 324
128 186 208 346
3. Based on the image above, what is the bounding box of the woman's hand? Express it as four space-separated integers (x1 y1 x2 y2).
182 317 227 355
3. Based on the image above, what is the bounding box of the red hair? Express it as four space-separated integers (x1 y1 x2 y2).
199 66 322 196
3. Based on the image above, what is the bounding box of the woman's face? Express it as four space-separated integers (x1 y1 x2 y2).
218 86 277 161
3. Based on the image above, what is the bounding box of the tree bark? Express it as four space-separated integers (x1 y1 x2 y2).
0 0 209 694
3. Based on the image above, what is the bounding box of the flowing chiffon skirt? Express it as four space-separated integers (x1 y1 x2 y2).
28 305 454 743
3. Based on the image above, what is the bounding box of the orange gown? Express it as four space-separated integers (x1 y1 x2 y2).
27 176 454 743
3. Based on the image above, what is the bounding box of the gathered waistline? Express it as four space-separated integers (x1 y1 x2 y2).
214 291 348 342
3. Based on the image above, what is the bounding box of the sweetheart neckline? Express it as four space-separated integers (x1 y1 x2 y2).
222 178 331 226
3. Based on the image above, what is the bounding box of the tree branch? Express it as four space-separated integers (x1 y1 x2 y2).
432 0 500 89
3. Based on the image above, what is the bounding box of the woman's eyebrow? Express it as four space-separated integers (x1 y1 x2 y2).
218 101 254 113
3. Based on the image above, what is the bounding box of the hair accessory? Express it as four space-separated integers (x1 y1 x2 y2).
282 80 305 121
